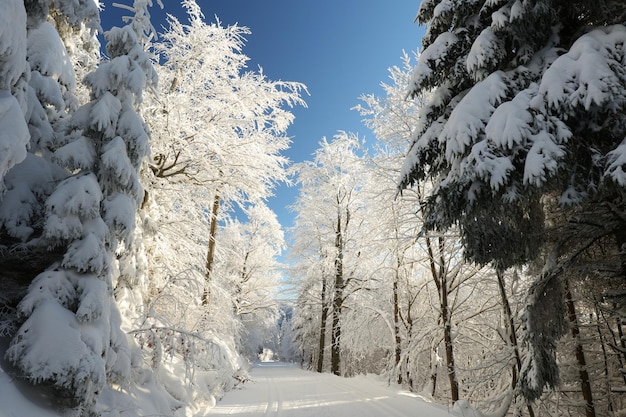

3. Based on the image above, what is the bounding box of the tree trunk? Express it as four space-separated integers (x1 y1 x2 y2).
496 269 535 417
405 298 414 389
440 269 459 402
618 314 626 385
564 278 596 417
393 272 402 384
594 302 617 413
330 293 342 376
317 275 329 373
330 208 344 376
430 342 438 397
202 191 221 305
425 236 459 402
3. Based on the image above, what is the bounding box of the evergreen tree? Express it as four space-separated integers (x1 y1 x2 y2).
1 1 158 413
401 0 626 403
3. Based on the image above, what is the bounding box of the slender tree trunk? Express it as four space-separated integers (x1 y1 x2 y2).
564 278 596 417
618 314 626 385
317 275 329 373
594 302 616 413
202 191 221 305
430 342 438 397
393 271 402 384
425 236 459 402
405 301 414 389
440 268 459 402
330 208 344 376
330 290 343 376
496 269 535 417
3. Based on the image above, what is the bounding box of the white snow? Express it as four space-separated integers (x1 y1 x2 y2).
0 333 177 417
6 299 106 389
486 85 536 150
102 136 134 184
466 27 504 81
27 21 76 90
537 24 626 112
441 71 508 160
90 91 122 135
53 134 97 170
413 32 458 85
208 362 463 417
0 337 65 417
523 130 565 187
0 0 27 89
0 90 29 193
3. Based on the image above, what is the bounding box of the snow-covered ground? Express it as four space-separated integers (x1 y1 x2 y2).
1 350 471 417
208 361 459 417
0 336 64 417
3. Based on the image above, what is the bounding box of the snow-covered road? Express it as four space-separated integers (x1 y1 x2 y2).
207 362 456 417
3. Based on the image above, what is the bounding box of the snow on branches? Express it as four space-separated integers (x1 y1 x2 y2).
401 0 626 405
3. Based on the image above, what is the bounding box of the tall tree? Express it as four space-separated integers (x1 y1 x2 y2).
0 0 161 413
401 0 626 402
291 132 370 376
356 51 423 385
217 204 284 357
144 0 306 306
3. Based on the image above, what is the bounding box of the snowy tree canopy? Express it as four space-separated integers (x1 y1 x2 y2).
401 0 626 402
401 0 626 269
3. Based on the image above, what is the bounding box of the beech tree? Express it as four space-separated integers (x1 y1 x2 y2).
401 0 626 409
126 1 306 404
216 204 284 358
144 0 306 307
290 132 372 376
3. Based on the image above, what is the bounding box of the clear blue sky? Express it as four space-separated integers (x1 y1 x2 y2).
101 1 424 230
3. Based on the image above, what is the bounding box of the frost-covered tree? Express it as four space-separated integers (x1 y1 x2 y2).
401 0 626 408
125 0 305 404
0 0 162 413
290 132 373 376
143 0 306 307
217 204 284 358
356 52 426 385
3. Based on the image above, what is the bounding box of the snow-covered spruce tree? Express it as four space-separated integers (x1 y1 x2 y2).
2 1 159 413
401 0 626 407
0 1 31 337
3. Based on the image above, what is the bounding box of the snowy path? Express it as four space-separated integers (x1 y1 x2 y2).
207 362 456 417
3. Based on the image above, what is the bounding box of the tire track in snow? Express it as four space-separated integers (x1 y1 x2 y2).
261 373 283 417
206 362 453 417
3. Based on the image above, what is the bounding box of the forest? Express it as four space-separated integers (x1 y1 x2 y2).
0 0 625 416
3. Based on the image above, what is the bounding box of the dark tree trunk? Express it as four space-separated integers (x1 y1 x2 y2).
330 208 344 376
564 278 596 417
440 269 459 402
317 275 329 373
426 236 459 402
202 191 221 305
393 274 402 384
430 343 438 397
496 269 535 417
618 314 626 384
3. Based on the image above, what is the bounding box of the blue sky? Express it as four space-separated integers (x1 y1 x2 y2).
102 1 424 230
